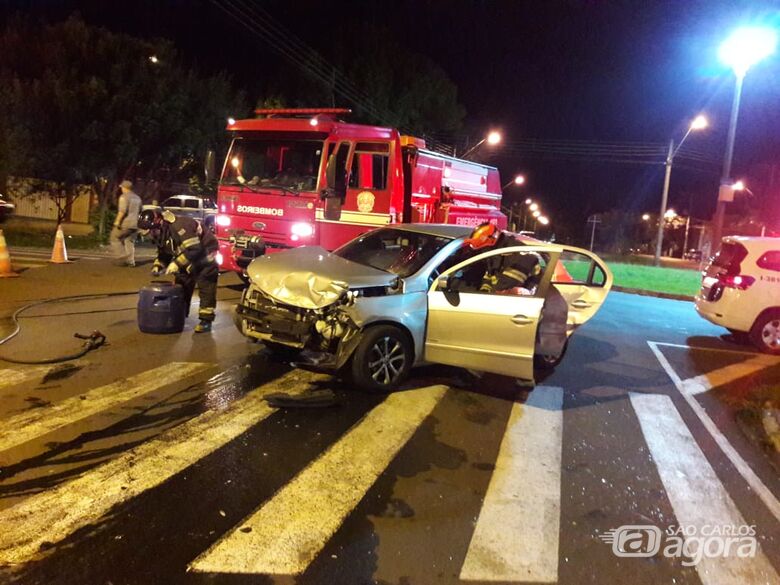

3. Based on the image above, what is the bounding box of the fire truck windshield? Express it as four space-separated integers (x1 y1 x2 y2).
222 137 324 193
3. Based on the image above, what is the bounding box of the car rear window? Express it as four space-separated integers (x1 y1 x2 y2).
757 251 780 272
712 242 748 275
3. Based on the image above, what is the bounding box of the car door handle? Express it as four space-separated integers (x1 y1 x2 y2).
571 300 591 308
510 314 533 325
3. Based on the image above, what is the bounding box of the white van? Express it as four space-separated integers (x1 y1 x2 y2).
695 236 780 354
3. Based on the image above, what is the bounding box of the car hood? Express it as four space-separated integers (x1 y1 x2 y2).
246 246 397 309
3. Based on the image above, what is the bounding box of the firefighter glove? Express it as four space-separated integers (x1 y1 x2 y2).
165 262 180 275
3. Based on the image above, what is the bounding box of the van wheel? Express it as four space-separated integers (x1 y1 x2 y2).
350 325 413 392
749 310 780 355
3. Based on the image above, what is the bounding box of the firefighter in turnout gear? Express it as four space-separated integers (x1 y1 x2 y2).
138 209 219 333
463 222 541 293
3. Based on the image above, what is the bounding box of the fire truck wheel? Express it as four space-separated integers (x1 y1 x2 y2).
350 325 413 393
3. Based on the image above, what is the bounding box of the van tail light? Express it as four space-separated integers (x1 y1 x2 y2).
718 274 755 290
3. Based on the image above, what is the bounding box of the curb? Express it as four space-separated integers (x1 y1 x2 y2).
612 285 694 302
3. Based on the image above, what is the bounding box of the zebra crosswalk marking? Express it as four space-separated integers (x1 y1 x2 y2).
460 386 563 583
0 366 52 391
0 362 213 456
630 392 779 585
189 385 448 575
0 370 303 565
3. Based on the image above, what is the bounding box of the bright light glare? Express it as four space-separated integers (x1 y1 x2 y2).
538 216 549 225
532 210 541 218
149 55 159 64
227 117 236 125
690 115 708 130
309 117 319 127
291 222 314 237
525 198 533 205
529 203 539 212
642 213 651 221
733 180 745 190
719 27 777 76
514 174 526 185
486 131 502 145
664 209 677 219
216 215 231 227
231 157 240 168
215 252 224 266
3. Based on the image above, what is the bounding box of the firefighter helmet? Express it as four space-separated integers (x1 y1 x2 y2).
464 222 499 250
137 209 163 231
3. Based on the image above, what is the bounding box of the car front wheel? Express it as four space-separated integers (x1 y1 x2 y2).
749 310 780 355
350 325 413 392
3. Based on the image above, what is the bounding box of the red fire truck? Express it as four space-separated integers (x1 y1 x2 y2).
215 108 507 273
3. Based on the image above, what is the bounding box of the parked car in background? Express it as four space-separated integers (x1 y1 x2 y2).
143 195 217 232
0 195 15 223
683 248 703 261
695 236 780 354
234 224 613 391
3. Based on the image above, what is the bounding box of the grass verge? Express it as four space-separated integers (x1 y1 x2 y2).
606 262 701 297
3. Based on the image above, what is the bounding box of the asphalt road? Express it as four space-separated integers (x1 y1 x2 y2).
0 261 779 585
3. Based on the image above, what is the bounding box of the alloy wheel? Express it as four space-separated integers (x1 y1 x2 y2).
368 336 406 386
761 319 780 349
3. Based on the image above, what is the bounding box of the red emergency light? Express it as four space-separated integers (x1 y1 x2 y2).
254 108 352 118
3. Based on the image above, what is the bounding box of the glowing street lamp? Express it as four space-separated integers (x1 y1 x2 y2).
664 208 677 220
149 55 160 64
502 173 526 190
461 131 503 160
525 198 532 205
654 114 708 265
713 26 777 245
642 213 651 221
532 209 541 218
538 216 549 226
529 202 539 212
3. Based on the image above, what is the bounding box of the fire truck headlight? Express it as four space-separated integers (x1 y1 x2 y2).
216 215 231 227
216 252 224 266
291 222 314 238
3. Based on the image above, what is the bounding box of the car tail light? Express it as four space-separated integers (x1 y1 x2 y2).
718 274 755 290
216 215 231 227
290 222 314 239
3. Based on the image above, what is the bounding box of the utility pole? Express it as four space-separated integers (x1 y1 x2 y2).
654 139 674 266
587 214 601 251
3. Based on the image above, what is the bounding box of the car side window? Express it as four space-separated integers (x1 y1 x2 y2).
553 250 606 286
757 251 780 272
183 199 200 209
446 251 546 296
163 197 181 208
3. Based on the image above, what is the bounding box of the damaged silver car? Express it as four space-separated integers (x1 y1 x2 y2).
234 224 613 391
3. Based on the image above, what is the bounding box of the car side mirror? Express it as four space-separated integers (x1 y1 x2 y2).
436 274 451 291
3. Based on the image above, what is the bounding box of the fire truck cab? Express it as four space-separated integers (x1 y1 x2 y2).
216 108 506 273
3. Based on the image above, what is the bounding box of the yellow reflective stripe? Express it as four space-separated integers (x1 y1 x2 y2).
181 237 200 248
175 254 189 267
502 268 527 281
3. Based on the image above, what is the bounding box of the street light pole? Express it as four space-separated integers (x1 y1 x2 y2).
712 72 744 246
654 139 675 266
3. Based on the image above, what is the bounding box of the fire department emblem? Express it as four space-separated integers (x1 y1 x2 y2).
357 191 375 213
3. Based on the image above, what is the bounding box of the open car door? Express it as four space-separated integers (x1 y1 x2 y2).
425 245 559 383
551 246 613 329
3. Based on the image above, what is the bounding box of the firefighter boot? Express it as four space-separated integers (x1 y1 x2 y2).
194 320 212 333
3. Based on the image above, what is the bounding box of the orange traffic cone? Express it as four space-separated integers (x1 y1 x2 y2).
0 229 19 278
50 225 72 264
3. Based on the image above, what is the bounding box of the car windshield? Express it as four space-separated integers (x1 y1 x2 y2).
222 136 324 192
335 228 452 278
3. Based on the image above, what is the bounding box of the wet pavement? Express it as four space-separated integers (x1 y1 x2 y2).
0 261 779 584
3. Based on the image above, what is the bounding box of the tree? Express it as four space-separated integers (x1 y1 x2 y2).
0 16 247 235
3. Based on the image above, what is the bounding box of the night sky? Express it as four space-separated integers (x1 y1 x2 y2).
3 0 780 238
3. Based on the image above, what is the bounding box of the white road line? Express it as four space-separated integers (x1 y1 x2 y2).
682 355 774 395
0 370 305 566
190 385 448 576
630 392 779 585
649 342 780 522
0 366 53 391
460 387 563 583
0 362 212 455
652 340 776 359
